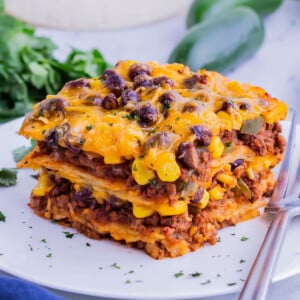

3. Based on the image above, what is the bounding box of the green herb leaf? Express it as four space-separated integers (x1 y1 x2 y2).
0 168 17 186
241 236 249 241
63 231 75 239
13 139 37 162
190 272 202 277
0 210 6 222
111 262 120 269
174 270 184 278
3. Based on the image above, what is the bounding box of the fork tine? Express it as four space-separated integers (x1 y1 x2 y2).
267 109 297 210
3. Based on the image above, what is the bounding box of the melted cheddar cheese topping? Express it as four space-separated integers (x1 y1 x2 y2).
19 60 287 218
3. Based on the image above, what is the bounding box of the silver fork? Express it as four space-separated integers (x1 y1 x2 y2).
239 109 299 300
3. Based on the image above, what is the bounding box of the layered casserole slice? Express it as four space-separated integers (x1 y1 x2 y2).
18 60 287 259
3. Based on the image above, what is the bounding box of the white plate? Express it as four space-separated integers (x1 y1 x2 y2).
0 118 299 299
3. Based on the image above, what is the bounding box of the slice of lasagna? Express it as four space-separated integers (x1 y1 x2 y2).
18 60 287 259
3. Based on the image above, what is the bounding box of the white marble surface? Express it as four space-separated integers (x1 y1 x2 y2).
1 0 300 299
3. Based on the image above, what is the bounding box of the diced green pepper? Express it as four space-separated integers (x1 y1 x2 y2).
236 178 252 199
241 116 264 135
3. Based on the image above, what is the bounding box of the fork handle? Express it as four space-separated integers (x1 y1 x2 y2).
239 209 292 300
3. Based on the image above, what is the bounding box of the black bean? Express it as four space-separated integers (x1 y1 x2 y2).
107 195 123 209
144 131 173 152
190 125 212 146
230 159 244 170
133 74 153 89
102 93 118 110
183 74 208 89
159 91 178 112
121 90 139 105
129 63 152 80
75 188 92 202
153 76 174 87
65 78 90 88
192 186 204 203
104 74 127 97
100 69 117 81
45 130 59 148
137 104 158 127
44 123 70 148
74 188 98 209
239 103 250 110
176 142 200 169
220 99 234 111
182 101 198 113
37 97 68 118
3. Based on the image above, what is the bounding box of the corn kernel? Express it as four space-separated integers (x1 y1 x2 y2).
32 171 55 196
217 111 231 131
189 225 198 236
132 158 155 185
133 204 155 218
209 185 224 200
157 201 187 216
246 167 255 180
104 154 123 164
208 136 224 159
216 173 237 187
199 190 210 209
156 152 180 182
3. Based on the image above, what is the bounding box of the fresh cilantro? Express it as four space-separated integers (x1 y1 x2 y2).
86 125 93 131
63 231 74 239
111 262 120 269
241 236 249 241
240 259 246 264
0 210 6 222
123 111 140 121
174 270 184 278
190 272 202 277
46 253 52 258
201 279 211 285
0 11 110 122
13 139 37 162
227 282 237 286
40 239 47 243
86 242 91 247
0 168 17 186
125 279 131 284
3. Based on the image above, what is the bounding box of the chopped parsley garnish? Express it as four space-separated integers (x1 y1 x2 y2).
227 282 237 286
86 125 93 131
241 236 249 241
111 262 120 269
174 270 184 278
240 259 246 264
46 253 52 258
86 242 91 247
0 211 6 222
123 111 140 121
79 139 86 145
201 279 211 285
217 236 221 242
40 239 47 243
0 168 17 187
63 231 75 239
125 279 131 284
190 272 202 277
